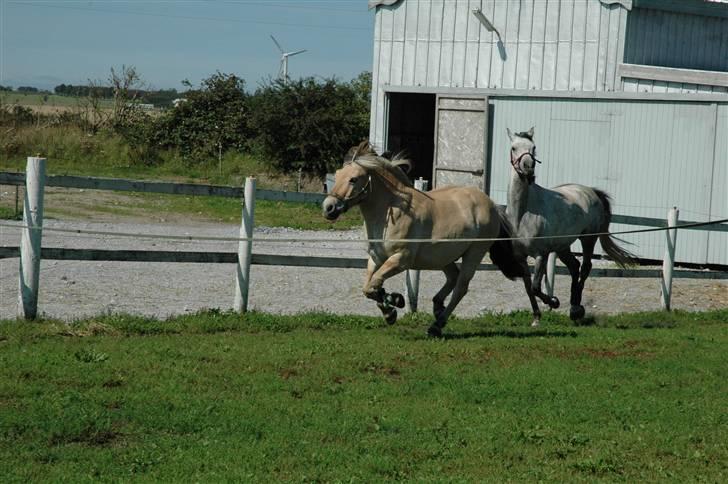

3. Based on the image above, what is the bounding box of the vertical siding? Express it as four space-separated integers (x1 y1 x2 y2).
372 0 629 94
489 97 723 263
401 0 418 86
463 0 481 88
625 8 728 72
476 0 496 88
707 104 728 265
413 0 431 86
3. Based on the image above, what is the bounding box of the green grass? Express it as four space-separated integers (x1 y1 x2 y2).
0 92 112 108
1 309 726 481
1 126 363 229
42 192 361 230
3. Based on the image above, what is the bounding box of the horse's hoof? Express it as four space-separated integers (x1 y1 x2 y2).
427 325 443 338
531 319 541 327
569 305 585 320
384 309 398 325
549 296 560 309
387 292 405 309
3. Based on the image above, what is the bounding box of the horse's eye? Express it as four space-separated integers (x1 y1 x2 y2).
511 147 515 151
349 177 358 184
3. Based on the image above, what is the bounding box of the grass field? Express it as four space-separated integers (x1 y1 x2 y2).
1 126 363 229
1 309 726 481
1 92 113 109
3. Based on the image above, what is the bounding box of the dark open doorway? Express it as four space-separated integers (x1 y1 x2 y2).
386 93 436 183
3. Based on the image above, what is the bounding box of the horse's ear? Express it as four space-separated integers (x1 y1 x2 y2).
393 158 412 175
506 128 514 141
527 126 535 139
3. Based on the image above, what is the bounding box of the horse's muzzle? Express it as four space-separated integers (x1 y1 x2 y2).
322 196 345 220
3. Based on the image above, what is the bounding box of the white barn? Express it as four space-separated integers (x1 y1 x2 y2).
367 0 728 265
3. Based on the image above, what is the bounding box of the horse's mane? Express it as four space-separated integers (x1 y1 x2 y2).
515 131 533 141
347 141 413 188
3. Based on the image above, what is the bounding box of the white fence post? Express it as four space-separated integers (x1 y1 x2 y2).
544 252 557 298
405 178 428 312
234 177 256 313
18 157 46 320
660 207 679 311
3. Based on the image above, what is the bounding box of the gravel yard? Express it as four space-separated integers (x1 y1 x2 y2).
1 220 726 321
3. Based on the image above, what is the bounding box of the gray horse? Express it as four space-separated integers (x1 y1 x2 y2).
506 127 635 326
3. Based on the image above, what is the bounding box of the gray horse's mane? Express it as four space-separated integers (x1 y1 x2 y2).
347 141 413 188
514 131 533 141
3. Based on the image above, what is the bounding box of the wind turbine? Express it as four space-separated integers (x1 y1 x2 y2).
270 35 306 83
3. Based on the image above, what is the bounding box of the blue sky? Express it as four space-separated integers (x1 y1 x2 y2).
0 0 374 91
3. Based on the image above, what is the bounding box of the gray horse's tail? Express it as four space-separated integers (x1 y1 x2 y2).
594 189 637 268
490 207 527 280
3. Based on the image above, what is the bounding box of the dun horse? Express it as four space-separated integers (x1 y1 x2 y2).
506 127 635 326
322 142 524 337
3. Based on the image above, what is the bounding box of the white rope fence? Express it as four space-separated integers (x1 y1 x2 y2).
3 157 727 320
1 218 725 245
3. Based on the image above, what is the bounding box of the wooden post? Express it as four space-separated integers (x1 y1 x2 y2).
18 157 46 320
234 177 255 312
544 252 556 298
405 178 428 312
660 207 679 311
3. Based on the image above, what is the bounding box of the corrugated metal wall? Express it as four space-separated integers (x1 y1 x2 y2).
621 6 728 94
624 7 728 73
370 0 629 147
489 97 727 264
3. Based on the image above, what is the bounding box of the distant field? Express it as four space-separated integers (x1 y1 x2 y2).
1 92 113 109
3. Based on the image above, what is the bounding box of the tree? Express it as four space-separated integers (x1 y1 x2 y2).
151 72 251 160
250 73 371 176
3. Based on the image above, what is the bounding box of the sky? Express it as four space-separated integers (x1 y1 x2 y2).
0 0 375 92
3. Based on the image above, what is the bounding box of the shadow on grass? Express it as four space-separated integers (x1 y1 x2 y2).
442 328 578 340
574 316 597 327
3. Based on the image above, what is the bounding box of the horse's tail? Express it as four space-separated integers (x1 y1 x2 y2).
594 189 637 268
489 206 527 280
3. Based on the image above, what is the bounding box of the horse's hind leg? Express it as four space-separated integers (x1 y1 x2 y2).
531 255 560 309
428 250 483 337
556 250 584 320
572 236 598 317
433 262 459 320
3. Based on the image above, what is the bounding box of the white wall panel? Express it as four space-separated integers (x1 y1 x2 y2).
490 97 725 264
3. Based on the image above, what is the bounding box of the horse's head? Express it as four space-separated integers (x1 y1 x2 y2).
322 158 372 221
507 127 540 184
323 141 413 221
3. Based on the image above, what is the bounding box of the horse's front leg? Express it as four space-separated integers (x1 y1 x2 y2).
532 255 560 309
363 253 408 324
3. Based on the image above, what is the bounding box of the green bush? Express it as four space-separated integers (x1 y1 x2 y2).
150 73 252 161
250 72 371 176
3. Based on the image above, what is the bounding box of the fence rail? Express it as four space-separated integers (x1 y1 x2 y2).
3 171 725 232
2 162 727 320
1 246 726 279
0 172 326 204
